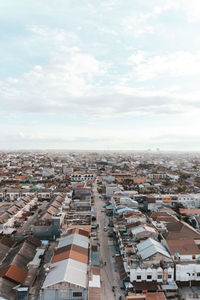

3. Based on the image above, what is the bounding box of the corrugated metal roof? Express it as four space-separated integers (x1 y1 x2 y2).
117 207 135 214
137 238 170 260
91 251 100 266
58 233 89 249
132 225 156 235
137 238 163 252
51 244 88 264
0 236 15 248
23 266 38 287
131 226 145 235
0 265 27 284
42 258 87 289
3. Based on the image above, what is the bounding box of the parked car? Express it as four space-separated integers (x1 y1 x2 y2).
91 232 97 237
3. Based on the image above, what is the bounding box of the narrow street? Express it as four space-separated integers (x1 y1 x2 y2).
93 182 123 300
16 201 48 235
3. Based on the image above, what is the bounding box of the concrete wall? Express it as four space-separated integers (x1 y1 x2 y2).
176 264 200 282
32 218 60 240
41 288 88 300
130 266 174 283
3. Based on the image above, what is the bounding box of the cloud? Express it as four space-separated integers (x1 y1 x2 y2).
0 132 120 150
1 71 200 118
146 0 200 23
28 25 80 44
2 130 200 151
128 50 200 81
163 0 200 22
122 0 200 39
100 0 119 10
0 26 105 112
150 133 200 151
122 13 155 37
1 27 200 121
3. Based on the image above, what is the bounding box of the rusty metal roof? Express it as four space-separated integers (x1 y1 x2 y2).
0 265 27 284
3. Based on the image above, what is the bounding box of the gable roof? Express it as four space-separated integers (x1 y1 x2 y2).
137 238 170 260
167 239 200 255
0 237 15 248
131 224 157 236
0 265 27 284
164 221 200 240
52 244 88 264
58 233 89 249
42 259 87 289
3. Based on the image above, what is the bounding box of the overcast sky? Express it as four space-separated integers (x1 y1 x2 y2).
1 0 200 150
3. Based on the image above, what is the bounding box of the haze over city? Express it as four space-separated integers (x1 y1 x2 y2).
1 0 200 150
2 2 200 299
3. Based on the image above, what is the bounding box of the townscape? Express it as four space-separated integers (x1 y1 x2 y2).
1 151 200 299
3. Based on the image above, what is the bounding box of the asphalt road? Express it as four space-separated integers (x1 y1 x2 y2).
93 182 123 300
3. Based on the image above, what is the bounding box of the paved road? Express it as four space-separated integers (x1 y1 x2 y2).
29 241 56 300
93 182 123 300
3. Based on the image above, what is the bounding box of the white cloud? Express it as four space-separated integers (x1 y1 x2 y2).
128 51 147 65
122 13 155 37
148 0 200 22
128 50 200 81
2 68 200 118
1 27 200 122
164 0 200 22
0 27 104 105
122 0 200 39
100 0 119 10
28 25 80 45
181 0 200 22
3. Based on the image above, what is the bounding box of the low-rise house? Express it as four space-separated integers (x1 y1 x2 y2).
38 190 51 200
88 267 101 300
0 236 42 299
130 238 174 284
131 224 158 241
41 228 90 300
6 189 20 201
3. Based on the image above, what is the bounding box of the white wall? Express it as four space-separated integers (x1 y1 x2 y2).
176 264 200 281
130 267 174 283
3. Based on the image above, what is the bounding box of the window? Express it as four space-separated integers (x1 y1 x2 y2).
157 275 162 280
73 292 83 297
137 275 141 280
197 273 200 277
168 274 172 279
192 255 196 259
147 275 152 280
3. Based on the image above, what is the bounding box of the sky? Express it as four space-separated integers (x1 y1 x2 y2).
1 0 200 151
